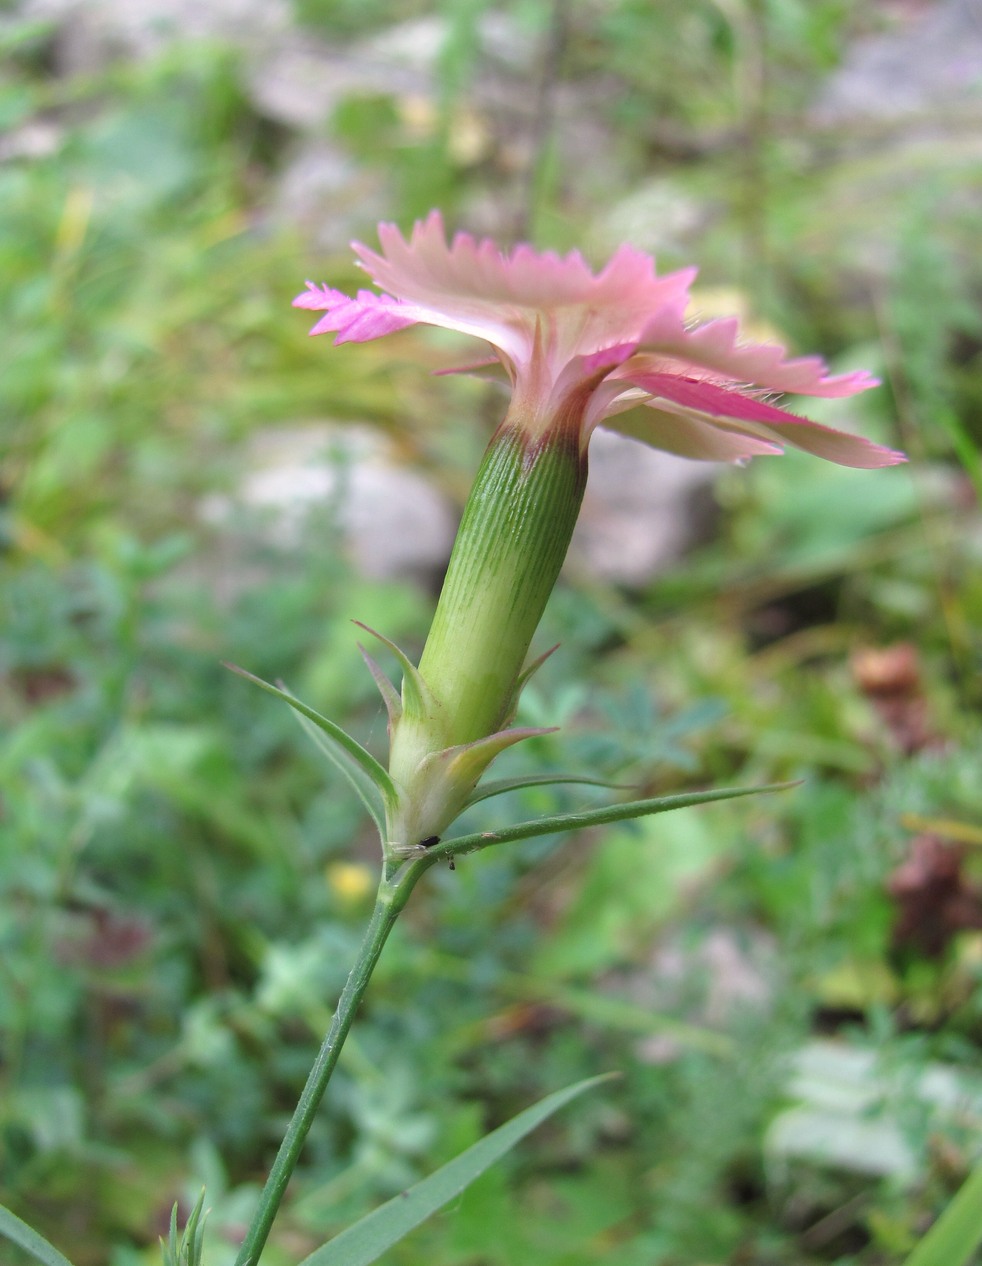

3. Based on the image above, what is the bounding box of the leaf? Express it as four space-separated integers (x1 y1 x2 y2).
514 643 560 694
184 1190 209 1266
292 710 388 838
0 1204 75 1266
424 782 797 865
903 1161 982 1266
160 1190 209 1266
463 771 626 809
298 1074 614 1266
224 663 397 830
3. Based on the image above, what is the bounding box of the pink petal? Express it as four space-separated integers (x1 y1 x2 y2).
292 284 420 342
685 319 879 396
621 371 906 469
605 407 785 463
361 211 686 312
295 215 898 471
350 212 700 366
638 312 880 398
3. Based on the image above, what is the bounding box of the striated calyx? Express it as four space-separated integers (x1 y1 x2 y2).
378 410 587 852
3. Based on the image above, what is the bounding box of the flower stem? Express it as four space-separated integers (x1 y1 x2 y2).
232 863 427 1266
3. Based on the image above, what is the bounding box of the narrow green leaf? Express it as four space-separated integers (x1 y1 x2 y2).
224 664 398 820
464 771 626 809
903 1162 982 1266
292 710 387 838
935 403 982 508
184 1189 209 1266
526 977 731 1056
426 782 796 864
160 1190 208 1266
163 1203 179 1266
298 1074 614 1266
0 1205 75 1266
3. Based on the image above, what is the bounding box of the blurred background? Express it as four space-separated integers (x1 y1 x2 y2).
2 1 982 1262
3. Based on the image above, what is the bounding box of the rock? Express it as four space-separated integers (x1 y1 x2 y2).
767 1039 982 1182
592 178 713 262
0 120 63 163
253 11 585 242
199 422 717 595
249 12 536 134
568 429 719 587
814 0 982 124
20 0 291 74
247 35 429 132
200 423 458 585
268 139 391 253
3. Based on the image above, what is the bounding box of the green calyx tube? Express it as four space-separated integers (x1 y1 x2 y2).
384 405 589 852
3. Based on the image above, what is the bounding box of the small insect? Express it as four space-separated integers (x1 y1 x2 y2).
417 835 440 849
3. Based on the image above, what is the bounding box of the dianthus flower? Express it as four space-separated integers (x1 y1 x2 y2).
295 213 905 854
295 210 902 467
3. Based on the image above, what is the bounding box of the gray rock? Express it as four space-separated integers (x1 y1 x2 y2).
21 0 291 73
814 0 982 124
247 35 430 132
269 140 391 253
249 12 536 133
199 421 718 594
253 11 573 241
568 429 719 587
200 423 458 585
0 120 63 162
592 178 713 262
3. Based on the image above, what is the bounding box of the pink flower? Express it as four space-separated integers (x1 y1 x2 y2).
294 211 904 469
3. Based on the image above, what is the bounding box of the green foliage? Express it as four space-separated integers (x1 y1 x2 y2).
160 1192 208 1266
2 2 981 1264
293 0 432 38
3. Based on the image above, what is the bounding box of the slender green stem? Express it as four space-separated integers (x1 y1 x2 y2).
228 780 789 1262
232 864 430 1266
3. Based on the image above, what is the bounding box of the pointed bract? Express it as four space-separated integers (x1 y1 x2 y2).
439 725 559 791
358 644 403 730
385 725 559 856
353 622 439 729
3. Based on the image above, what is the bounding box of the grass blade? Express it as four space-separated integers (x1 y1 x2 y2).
0 1205 75 1266
298 1074 614 1266
903 1162 982 1266
225 663 397 830
292 709 388 837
